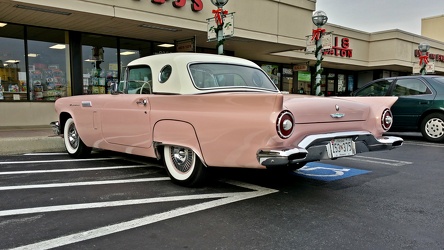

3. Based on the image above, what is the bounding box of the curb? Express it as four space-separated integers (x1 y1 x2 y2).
0 136 65 155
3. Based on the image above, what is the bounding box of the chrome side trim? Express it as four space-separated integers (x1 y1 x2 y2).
82 101 92 107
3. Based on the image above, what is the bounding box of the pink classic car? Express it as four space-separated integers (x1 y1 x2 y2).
53 53 403 186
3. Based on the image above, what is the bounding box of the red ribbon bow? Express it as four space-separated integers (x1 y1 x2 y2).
419 55 429 65
311 28 326 41
213 8 228 26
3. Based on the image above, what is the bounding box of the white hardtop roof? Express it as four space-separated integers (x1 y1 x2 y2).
127 52 260 68
126 53 267 95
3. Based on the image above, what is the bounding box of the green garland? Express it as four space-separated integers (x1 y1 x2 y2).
313 43 324 96
420 64 427 75
215 25 225 54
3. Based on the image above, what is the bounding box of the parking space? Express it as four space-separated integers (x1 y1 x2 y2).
0 139 443 249
0 152 279 249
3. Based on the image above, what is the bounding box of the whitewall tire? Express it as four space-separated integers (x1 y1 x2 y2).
163 145 207 187
64 118 92 158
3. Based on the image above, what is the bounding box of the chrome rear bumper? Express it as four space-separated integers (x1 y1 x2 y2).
257 131 403 168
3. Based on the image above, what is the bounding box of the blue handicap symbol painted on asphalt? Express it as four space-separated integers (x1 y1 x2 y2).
293 162 370 181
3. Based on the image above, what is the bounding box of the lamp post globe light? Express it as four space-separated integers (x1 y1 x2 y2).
211 0 229 8
312 10 328 27
418 42 430 75
311 10 328 96
211 0 229 55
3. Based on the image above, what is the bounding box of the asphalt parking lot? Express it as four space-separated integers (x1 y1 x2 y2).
0 134 443 249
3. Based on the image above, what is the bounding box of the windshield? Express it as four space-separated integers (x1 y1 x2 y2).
189 63 278 92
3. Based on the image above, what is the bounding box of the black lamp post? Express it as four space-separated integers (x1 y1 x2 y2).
210 0 229 55
418 42 430 75
311 10 328 95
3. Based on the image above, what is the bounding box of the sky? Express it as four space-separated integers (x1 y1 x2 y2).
315 0 444 35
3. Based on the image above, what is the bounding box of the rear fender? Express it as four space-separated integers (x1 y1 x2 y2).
152 120 204 164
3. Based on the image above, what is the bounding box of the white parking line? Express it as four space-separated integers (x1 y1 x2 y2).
345 155 412 166
10 180 278 250
0 178 170 191
0 158 117 165
0 165 153 175
404 141 444 148
0 192 242 217
24 153 68 156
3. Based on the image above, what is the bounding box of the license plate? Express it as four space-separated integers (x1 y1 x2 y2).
327 138 355 158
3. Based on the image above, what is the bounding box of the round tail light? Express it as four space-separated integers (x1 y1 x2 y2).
381 109 393 131
277 110 294 139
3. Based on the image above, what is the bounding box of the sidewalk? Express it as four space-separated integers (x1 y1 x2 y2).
0 126 65 155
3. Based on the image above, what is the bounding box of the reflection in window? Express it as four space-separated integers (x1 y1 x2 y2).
126 66 152 94
356 79 392 96
0 24 26 101
394 79 430 96
27 27 69 101
81 34 118 94
190 63 278 91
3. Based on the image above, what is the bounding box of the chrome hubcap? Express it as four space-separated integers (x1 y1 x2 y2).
68 124 79 149
425 117 444 139
170 147 193 173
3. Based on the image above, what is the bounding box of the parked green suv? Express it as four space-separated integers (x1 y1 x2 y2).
353 75 444 142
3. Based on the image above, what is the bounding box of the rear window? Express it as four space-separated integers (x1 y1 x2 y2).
189 63 278 91
393 78 431 96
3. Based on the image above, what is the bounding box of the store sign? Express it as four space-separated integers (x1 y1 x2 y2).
305 33 332 54
323 37 353 58
413 62 435 74
293 64 308 71
414 49 444 62
175 37 195 52
151 0 203 12
207 13 234 41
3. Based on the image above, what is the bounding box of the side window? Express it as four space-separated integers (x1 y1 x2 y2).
126 66 152 94
356 79 392 96
393 79 430 96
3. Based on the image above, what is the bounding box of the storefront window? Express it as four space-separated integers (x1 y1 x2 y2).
0 24 26 101
282 67 293 93
261 64 279 87
27 27 70 101
153 42 176 55
81 34 118 94
120 38 152 80
297 71 311 95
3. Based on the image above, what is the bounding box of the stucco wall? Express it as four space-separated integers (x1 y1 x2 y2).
0 102 57 127
422 15 444 42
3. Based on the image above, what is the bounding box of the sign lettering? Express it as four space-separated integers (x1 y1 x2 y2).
151 0 203 12
323 37 353 58
414 49 444 63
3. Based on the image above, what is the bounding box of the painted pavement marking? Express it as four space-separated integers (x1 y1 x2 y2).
344 155 412 166
0 165 152 175
0 177 170 191
0 157 118 165
294 162 370 181
404 141 444 148
8 180 278 250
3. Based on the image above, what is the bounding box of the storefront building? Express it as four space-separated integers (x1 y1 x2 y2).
1 0 444 127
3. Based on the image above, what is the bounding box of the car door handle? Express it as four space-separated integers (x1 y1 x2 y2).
136 99 147 106
419 101 429 105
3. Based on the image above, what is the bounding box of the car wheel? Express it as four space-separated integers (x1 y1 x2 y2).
64 118 92 158
163 145 207 187
420 113 444 142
